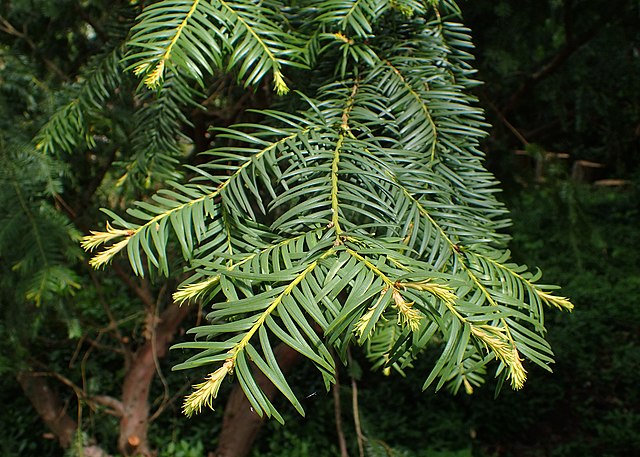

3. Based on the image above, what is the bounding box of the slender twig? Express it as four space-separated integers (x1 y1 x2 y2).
149 285 173 423
89 269 130 357
113 263 155 308
150 381 193 423
28 370 124 417
332 366 350 457
0 15 69 80
481 92 528 146
350 356 365 457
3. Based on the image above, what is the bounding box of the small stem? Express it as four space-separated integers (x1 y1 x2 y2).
346 248 395 288
385 60 438 160
350 351 365 457
331 134 345 236
332 364 350 457
395 183 520 351
230 249 335 365
331 82 360 239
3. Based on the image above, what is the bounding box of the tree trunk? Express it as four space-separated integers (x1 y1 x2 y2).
17 370 114 456
211 344 301 457
118 303 191 456
16 370 78 449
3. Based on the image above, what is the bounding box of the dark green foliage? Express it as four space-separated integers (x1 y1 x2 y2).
3 0 636 456
82 1 572 423
491 184 640 457
464 0 640 177
245 183 640 457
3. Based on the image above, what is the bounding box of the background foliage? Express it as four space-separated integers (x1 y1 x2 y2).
1 0 639 456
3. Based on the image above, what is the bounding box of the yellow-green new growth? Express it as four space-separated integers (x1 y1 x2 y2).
470 325 527 389
273 70 289 96
401 279 457 304
392 289 423 332
183 359 233 417
80 222 133 251
173 275 220 305
536 289 574 311
354 287 390 339
81 222 133 268
134 0 202 89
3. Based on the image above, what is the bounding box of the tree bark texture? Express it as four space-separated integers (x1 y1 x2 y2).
211 344 301 457
118 303 191 457
17 370 115 456
16 370 78 448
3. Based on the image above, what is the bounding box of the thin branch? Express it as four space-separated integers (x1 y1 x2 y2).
84 336 127 355
149 381 192 424
149 285 173 423
89 396 125 417
0 15 69 80
89 269 131 357
332 366 350 457
349 350 365 457
481 92 529 146
28 370 124 417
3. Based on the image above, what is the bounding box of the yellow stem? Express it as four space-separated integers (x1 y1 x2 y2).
218 0 287 93
346 248 395 288
89 130 311 267
164 0 201 62
385 60 438 160
397 184 519 348
230 248 336 360
332 82 359 239
331 134 345 236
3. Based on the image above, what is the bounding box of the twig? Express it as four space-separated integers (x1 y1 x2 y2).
351 375 365 457
481 92 529 146
28 370 124 417
113 263 155 308
332 366 350 457
89 269 130 357
0 15 69 81
149 285 172 423
92 395 125 417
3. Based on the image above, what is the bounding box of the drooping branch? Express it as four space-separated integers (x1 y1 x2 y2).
212 344 302 457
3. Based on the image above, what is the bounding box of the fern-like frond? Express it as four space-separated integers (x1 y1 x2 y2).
316 0 388 38
128 0 303 92
0 149 82 307
84 0 573 419
175 245 337 419
36 47 125 155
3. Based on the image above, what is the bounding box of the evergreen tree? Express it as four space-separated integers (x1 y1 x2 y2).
77 0 572 420
1 1 579 456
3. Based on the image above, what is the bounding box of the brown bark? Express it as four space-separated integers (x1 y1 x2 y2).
332 374 350 457
211 344 301 457
17 371 115 456
118 303 191 457
17 371 78 448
